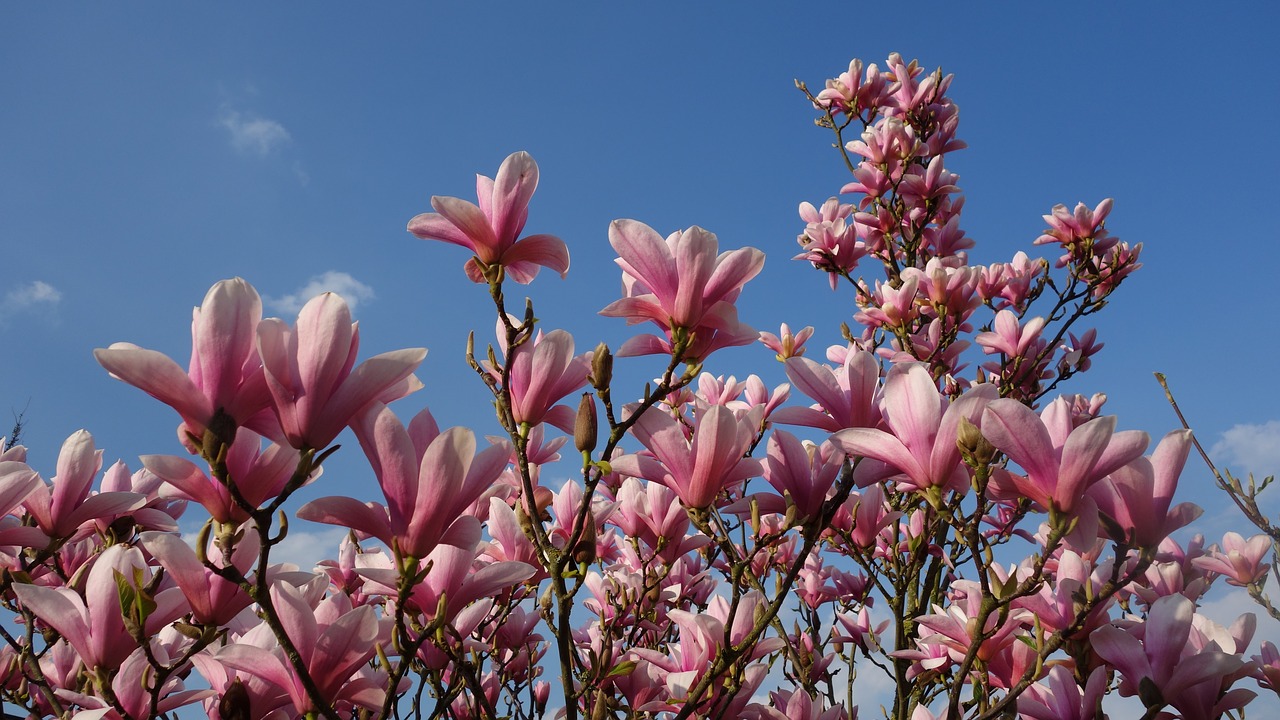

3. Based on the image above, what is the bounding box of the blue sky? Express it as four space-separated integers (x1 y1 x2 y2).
3 0 1280 682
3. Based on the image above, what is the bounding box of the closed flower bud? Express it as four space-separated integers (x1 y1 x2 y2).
219 678 251 720
591 343 613 391
956 416 997 468
575 393 598 453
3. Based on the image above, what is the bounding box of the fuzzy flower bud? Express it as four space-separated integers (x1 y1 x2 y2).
574 393 598 454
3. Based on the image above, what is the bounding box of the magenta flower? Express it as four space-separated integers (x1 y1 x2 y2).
257 292 426 449
758 323 814 361
94 278 273 443
1088 429 1202 547
981 397 1148 514
497 328 593 432
407 151 569 284
1092 594 1250 716
761 430 842 520
771 351 882 432
21 430 144 541
1192 531 1273 587
12 545 185 671
214 583 389 715
140 530 256 626
611 405 762 509
600 220 763 361
298 403 510 559
834 363 996 495
143 428 303 524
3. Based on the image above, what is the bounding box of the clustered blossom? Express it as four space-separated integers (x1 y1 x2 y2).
0 52 1268 720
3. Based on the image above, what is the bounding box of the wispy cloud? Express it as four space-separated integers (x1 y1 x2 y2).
264 271 375 317
219 107 291 156
2 280 62 317
1210 420 1280 479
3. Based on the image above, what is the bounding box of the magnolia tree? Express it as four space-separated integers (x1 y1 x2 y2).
0 53 1276 720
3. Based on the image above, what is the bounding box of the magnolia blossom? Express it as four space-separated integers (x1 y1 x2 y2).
982 396 1148 514
94 278 274 445
835 363 996 495
407 151 569 284
600 220 763 361
611 405 762 509
298 403 510 559
258 292 426 449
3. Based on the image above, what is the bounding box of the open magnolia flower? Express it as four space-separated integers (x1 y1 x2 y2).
407 151 570 284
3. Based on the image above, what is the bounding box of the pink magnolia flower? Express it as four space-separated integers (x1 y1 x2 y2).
981 397 1148 514
493 327 592 432
94 278 274 445
835 363 997 496
22 430 144 541
771 351 881 432
599 220 764 361
355 516 535 622
761 430 843 520
1017 665 1108 720
298 403 510 560
0 460 44 546
140 530 256 626
12 545 185 671
1088 429 1203 548
814 58 889 116
1192 531 1273 587
257 291 426 449
214 582 390 715
59 644 212 719
611 405 762 509
759 323 814 361
1092 594 1252 717
407 151 569 284
143 428 305 524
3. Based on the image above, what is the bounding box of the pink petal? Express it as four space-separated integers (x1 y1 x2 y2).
432 196 499 261
489 151 539 245
982 400 1058 492
702 246 765 307
94 345 212 427
296 496 393 548
609 220 676 306
501 233 570 279
408 211 477 250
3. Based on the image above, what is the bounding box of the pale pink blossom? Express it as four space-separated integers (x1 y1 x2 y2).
407 151 569 284
257 291 425 449
600 220 764 361
94 278 274 445
1192 531 1273 587
298 403 509 559
611 405 762 509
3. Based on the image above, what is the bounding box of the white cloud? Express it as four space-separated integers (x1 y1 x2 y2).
264 271 376 317
219 107 291 155
4 280 61 309
1210 421 1280 479
270 526 352 571
2 281 61 319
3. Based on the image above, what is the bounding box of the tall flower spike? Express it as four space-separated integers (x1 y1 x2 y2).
407 151 570 284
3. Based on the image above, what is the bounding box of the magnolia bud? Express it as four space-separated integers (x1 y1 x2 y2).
219 678 251 720
956 416 997 468
591 343 613 391
574 393 598 454
573 516 598 565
